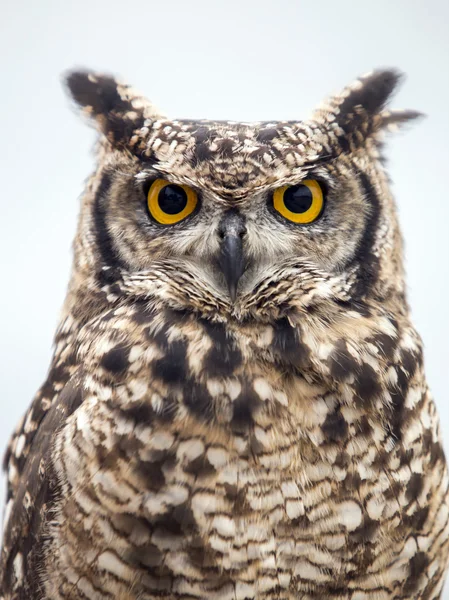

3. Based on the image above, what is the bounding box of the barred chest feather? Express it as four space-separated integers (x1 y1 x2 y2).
42 302 449 599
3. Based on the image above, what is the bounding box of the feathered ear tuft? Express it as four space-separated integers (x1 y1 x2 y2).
64 69 163 148
312 69 422 151
377 108 424 132
337 70 402 121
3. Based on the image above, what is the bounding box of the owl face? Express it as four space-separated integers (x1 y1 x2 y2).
67 70 420 321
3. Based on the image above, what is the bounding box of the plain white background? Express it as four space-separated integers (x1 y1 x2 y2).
1 0 448 590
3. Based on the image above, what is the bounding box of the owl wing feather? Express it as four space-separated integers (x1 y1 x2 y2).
2 318 79 506
0 373 84 598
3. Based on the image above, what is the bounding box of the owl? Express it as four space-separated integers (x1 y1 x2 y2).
0 67 448 600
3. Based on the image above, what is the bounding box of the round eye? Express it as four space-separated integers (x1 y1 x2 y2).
147 179 198 225
272 179 324 224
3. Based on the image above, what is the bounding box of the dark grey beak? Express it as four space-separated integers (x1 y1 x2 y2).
217 210 247 302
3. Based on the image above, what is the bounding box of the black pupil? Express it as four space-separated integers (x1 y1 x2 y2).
283 184 313 213
158 184 188 214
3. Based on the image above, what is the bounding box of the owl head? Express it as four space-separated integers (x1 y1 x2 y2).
65 69 420 323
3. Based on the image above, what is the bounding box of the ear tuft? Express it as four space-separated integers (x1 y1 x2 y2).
313 69 421 150
377 108 425 131
337 69 403 120
64 68 163 148
65 71 131 118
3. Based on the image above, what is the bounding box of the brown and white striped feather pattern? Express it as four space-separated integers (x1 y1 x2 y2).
2 297 449 599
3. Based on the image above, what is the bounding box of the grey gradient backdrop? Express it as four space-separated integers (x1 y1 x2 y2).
1 0 448 584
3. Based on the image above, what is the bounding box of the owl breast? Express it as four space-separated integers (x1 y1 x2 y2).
41 304 447 599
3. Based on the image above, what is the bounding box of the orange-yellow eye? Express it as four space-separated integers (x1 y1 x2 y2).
272 179 324 224
147 179 198 225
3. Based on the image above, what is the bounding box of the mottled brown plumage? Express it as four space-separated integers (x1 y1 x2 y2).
1 69 448 600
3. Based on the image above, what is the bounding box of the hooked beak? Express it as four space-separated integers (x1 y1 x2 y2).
219 235 246 302
217 210 247 302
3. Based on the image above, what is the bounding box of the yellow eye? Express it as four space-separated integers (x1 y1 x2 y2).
272 179 324 224
147 179 198 225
